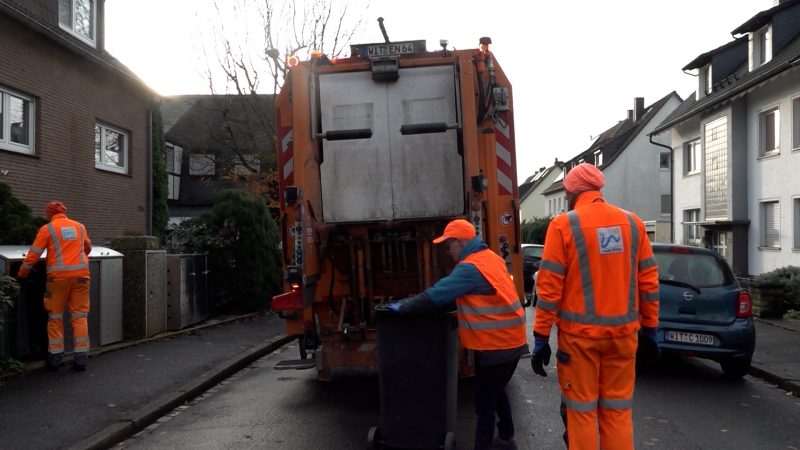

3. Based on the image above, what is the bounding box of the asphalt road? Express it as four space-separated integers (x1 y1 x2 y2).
120 340 800 450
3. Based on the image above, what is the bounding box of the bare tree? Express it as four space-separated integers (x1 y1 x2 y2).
194 0 368 210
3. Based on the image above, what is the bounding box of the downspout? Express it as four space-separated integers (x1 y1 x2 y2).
649 133 674 243
147 107 153 236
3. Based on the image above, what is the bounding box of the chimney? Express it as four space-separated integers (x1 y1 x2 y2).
633 97 645 122
626 110 633 121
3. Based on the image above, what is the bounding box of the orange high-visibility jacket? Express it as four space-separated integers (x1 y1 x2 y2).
19 213 92 280
534 191 659 339
457 249 527 350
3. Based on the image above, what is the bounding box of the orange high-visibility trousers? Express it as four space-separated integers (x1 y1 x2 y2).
43 278 90 355
557 332 637 450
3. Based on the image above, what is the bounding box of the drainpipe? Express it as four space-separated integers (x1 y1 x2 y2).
147 107 153 236
649 133 674 243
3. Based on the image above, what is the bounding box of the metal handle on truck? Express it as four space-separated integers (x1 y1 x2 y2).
317 128 373 141
400 122 460 135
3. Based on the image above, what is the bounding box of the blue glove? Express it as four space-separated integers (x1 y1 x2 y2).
387 302 402 313
638 326 660 362
531 335 551 377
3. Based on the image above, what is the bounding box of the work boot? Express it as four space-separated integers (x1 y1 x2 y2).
46 353 62 371
491 437 518 450
72 352 88 372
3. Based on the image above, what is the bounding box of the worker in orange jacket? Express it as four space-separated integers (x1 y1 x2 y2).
531 164 660 449
17 201 93 371
389 219 528 450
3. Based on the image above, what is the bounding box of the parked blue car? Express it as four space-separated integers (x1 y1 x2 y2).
651 243 755 378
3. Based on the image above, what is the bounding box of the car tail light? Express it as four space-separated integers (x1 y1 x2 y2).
737 291 752 318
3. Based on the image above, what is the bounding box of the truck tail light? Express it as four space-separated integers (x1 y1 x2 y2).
737 291 752 318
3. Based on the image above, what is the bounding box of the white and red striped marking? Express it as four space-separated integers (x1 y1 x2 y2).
495 115 515 196
277 112 294 207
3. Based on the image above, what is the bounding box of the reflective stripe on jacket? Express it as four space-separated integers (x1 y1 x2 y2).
19 213 92 280
534 191 659 339
456 248 527 350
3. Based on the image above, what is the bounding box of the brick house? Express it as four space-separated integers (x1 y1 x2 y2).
0 0 156 243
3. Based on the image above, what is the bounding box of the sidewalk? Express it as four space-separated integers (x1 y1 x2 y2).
0 312 291 450
751 317 800 394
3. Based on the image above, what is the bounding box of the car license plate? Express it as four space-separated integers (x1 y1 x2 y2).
666 331 714 346
367 42 416 57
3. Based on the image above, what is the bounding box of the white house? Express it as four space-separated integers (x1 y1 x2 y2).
651 0 800 277
519 163 561 222
542 93 682 242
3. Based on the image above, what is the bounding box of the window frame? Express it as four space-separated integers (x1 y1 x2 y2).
95 122 129 174
58 0 97 47
0 87 35 155
759 106 780 158
750 24 772 71
792 94 800 152
594 150 603 167
659 152 670 170
682 208 702 246
794 196 800 251
165 142 183 200
189 153 216 176
684 139 701 176
759 199 781 250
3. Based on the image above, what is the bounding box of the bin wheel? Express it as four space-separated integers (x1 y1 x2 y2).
367 426 381 450
443 432 456 450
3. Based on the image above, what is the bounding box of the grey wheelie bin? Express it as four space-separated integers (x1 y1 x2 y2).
368 307 458 450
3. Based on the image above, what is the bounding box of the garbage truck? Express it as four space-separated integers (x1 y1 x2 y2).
270 33 523 381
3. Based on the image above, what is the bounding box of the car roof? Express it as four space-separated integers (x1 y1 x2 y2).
651 243 719 258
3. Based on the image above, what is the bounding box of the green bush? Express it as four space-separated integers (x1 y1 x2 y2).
0 275 18 332
180 190 281 313
521 217 552 245
151 108 169 239
0 183 46 245
755 266 800 310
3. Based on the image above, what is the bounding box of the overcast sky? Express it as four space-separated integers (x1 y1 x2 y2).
106 0 769 182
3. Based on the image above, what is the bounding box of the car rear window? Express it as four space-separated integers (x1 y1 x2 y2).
653 249 733 287
523 246 543 259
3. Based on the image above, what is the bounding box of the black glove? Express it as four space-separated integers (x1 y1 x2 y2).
531 335 551 377
381 293 436 315
637 326 661 363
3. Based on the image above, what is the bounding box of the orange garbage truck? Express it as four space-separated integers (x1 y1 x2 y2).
271 36 523 380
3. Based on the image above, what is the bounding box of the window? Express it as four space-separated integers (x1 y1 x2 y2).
794 198 800 250
793 97 800 151
659 152 670 169
683 209 701 246
704 117 728 220
233 154 260 176
594 150 603 167
750 25 772 70
165 143 183 200
189 154 216 176
94 123 128 173
0 87 34 155
759 107 780 157
661 195 671 215
760 200 780 249
684 139 701 175
59 0 96 46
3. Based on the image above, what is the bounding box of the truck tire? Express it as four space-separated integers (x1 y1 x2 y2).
367 426 381 450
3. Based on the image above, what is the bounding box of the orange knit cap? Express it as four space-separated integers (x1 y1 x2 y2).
432 219 476 244
563 163 605 194
45 201 67 218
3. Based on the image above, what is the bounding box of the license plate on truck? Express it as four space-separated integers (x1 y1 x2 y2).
666 331 714 346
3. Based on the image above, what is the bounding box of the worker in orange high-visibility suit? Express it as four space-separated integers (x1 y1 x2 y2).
531 163 660 450
388 219 528 450
17 201 93 372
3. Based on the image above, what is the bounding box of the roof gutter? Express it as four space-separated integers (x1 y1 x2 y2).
649 134 675 243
